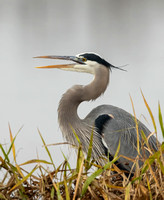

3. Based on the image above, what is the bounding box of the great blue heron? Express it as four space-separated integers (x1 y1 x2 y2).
36 52 158 174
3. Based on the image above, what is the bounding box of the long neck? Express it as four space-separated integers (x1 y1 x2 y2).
58 66 110 146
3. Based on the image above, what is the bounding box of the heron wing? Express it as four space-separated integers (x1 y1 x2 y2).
85 104 158 171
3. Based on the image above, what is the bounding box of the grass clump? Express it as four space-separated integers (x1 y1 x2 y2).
0 95 164 199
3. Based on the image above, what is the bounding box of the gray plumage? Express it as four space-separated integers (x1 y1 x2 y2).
36 52 159 174
85 104 158 171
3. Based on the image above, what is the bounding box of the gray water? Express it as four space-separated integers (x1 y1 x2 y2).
0 0 164 169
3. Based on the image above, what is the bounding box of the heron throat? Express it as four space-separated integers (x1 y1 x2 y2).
58 67 110 147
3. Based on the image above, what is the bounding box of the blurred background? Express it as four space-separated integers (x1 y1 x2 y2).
0 0 164 170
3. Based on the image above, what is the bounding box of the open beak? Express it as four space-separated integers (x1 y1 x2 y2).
34 55 85 69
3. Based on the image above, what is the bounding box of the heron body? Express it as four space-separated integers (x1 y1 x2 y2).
36 52 158 174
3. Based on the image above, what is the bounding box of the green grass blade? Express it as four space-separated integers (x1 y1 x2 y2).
114 139 120 159
140 130 152 153
131 176 142 184
62 151 71 170
63 160 71 200
6 125 23 160
130 95 140 154
76 145 84 173
141 130 148 146
38 128 56 170
141 157 155 175
20 159 52 166
141 90 157 133
146 175 153 200
50 186 55 199
70 125 81 145
157 157 164 174
81 157 119 197
158 102 164 138
81 168 103 196
9 166 38 192
0 193 8 200
56 183 63 200
64 179 70 200
85 128 94 171
49 172 63 200
141 146 164 175
9 124 16 163
125 182 131 200
0 144 10 162
70 125 85 173
69 127 84 173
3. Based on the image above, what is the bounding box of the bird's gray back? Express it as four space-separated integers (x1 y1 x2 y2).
84 104 158 171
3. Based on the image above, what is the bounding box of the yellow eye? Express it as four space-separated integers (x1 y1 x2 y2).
82 57 87 62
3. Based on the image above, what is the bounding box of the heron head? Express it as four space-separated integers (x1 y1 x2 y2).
34 52 126 73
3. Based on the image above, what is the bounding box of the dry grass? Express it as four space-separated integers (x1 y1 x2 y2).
0 139 164 200
0 95 164 200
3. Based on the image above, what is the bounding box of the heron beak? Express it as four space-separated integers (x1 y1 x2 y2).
34 55 85 69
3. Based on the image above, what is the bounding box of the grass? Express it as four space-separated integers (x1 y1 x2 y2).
0 94 164 200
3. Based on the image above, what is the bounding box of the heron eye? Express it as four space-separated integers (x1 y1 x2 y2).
82 57 87 62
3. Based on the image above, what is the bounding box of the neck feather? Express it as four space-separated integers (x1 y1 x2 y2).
58 66 109 152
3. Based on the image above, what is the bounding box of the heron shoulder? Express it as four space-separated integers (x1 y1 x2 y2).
95 114 113 135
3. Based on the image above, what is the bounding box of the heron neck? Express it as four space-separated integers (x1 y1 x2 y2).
58 67 110 136
82 67 110 101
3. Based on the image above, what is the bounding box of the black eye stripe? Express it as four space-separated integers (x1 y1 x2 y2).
76 53 125 71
